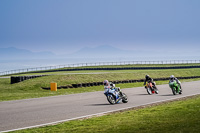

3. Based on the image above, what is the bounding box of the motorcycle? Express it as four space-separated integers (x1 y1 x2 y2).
145 82 158 95
104 84 128 104
169 80 182 95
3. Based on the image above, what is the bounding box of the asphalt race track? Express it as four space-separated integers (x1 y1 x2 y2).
0 81 200 132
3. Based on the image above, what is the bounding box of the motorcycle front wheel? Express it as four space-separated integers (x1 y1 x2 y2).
171 88 176 95
107 94 116 104
146 87 152 95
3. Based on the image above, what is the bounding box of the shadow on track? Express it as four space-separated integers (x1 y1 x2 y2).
137 94 149 95
160 94 174 96
86 103 111 106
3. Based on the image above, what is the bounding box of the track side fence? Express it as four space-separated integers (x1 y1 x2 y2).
1 60 200 76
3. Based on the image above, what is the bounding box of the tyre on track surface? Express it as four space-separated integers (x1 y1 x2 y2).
147 87 152 95
179 86 182 94
107 94 116 104
122 93 128 103
154 87 159 94
172 88 176 95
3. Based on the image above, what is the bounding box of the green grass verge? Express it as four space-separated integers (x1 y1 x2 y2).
11 94 200 133
1 68 200 101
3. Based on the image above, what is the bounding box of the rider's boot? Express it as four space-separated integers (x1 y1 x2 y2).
119 91 123 96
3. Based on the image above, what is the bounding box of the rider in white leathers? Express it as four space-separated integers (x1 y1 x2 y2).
103 80 122 95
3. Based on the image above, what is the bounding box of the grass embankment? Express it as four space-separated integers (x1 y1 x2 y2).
12 95 200 133
0 68 200 101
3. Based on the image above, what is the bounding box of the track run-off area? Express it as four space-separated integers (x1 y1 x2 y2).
0 80 200 132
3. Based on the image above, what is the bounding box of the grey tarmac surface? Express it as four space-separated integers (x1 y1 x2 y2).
0 80 200 132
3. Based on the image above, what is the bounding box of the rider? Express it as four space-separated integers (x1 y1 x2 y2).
169 75 181 88
103 80 122 95
103 80 110 89
143 75 156 88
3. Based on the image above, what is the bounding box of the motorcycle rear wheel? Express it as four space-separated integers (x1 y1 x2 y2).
122 93 128 103
154 87 158 94
179 86 182 94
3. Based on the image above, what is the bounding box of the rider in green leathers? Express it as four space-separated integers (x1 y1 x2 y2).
169 75 182 91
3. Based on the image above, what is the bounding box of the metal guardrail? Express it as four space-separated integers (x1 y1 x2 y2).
1 60 200 76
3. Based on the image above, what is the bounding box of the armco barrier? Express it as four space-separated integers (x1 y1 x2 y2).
11 75 47 84
41 76 200 90
2 60 200 76
28 65 200 73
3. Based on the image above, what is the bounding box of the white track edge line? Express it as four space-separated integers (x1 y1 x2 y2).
1 93 200 133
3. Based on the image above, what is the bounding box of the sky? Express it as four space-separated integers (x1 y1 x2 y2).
0 0 200 55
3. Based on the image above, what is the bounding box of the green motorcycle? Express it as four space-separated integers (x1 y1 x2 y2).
169 80 182 95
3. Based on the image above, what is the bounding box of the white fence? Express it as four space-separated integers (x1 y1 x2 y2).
0 60 200 76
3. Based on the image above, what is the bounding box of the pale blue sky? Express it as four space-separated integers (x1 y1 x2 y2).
0 0 200 55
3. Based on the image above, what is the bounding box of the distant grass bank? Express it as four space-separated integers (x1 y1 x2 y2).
12 94 200 133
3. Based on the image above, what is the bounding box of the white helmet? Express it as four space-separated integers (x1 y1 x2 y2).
170 75 174 80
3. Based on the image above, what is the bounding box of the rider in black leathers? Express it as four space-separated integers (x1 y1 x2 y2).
143 75 156 88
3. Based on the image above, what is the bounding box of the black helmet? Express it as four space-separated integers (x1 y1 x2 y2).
145 75 149 78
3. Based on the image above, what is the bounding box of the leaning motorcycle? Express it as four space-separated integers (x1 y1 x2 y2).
169 80 182 95
145 82 158 95
104 86 128 104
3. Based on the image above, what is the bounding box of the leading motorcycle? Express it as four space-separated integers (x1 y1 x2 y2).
104 84 128 104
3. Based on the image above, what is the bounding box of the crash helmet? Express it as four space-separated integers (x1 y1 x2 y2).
103 80 109 86
145 75 149 79
170 75 175 80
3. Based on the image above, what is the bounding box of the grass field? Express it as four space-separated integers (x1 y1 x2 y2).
1 67 200 101
11 94 200 133
1 64 200 132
